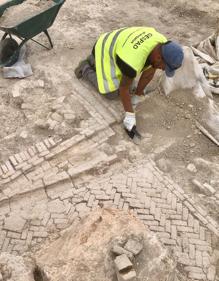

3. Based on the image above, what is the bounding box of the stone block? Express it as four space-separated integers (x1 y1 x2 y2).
117 270 137 281
124 239 143 256
114 254 133 272
112 245 134 260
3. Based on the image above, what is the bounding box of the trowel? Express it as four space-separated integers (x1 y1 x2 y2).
125 125 142 145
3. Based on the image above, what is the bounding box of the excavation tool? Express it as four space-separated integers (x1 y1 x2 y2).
125 126 142 144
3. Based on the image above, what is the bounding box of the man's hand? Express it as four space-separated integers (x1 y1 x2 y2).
123 112 136 131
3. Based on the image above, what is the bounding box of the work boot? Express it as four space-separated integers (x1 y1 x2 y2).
74 59 90 79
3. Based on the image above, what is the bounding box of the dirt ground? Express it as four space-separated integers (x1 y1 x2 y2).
0 0 219 225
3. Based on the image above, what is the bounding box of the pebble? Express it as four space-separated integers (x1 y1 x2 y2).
185 113 191 119
186 163 197 173
189 143 196 148
19 130 28 139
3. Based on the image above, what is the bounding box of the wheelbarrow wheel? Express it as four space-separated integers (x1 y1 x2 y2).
0 38 19 67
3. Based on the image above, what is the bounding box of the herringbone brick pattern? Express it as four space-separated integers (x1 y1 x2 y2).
0 156 218 280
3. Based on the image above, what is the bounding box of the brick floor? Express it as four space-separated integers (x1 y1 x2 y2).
0 86 218 281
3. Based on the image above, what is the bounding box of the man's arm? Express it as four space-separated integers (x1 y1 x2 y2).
135 67 156 96
119 75 134 112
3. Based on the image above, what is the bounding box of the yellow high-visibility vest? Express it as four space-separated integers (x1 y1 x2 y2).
95 27 167 94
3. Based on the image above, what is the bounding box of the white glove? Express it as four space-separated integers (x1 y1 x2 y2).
123 112 136 131
131 95 145 107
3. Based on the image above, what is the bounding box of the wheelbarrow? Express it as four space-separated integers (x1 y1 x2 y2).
0 0 65 66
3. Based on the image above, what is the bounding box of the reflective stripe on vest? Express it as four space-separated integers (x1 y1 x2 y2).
95 28 128 94
95 27 167 94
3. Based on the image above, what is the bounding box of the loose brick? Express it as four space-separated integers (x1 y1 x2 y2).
112 245 134 261
114 254 133 272
124 239 143 255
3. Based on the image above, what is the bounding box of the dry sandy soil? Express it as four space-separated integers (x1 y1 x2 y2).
0 0 219 223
